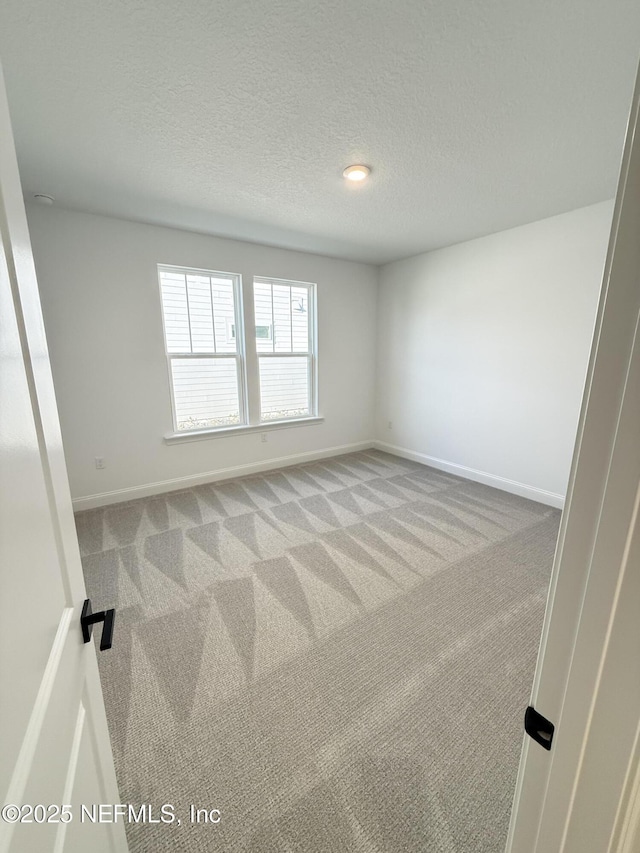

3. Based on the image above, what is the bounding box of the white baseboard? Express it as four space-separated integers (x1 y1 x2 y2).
72 441 376 511
374 441 565 509
73 439 565 512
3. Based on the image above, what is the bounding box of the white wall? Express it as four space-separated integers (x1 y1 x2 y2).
375 201 614 506
27 206 378 506
28 201 613 509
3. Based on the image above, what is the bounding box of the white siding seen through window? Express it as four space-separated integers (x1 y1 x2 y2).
159 267 317 433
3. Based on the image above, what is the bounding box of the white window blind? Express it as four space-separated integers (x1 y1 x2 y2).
159 267 245 431
253 278 316 422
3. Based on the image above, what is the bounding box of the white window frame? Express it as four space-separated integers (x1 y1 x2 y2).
159 267 322 441
158 264 248 433
253 276 318 424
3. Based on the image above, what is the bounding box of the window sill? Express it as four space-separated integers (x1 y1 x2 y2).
164 416 325 445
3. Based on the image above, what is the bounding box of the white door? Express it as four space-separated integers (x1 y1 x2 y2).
0 67 128 853
506 61 640 852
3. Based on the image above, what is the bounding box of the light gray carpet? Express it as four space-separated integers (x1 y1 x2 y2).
76 449 559 852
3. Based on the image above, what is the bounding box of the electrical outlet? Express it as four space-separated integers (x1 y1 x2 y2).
261 433 268 443
95 457 105 469
388 421 393 430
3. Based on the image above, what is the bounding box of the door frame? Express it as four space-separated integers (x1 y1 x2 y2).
506 60 640 852
0 63 127 852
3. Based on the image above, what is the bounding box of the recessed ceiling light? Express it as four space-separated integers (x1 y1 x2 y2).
33 194 54 205
343 165 370 182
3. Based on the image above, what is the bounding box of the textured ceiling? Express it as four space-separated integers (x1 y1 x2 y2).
0 0 639 264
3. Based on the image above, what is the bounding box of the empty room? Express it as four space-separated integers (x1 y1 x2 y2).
2 2 640 853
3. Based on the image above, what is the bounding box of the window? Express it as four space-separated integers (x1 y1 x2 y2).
159 267 317 434
159 267 245 431
253 278 316 422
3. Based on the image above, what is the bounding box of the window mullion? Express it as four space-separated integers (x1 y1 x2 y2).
243 273 261 426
